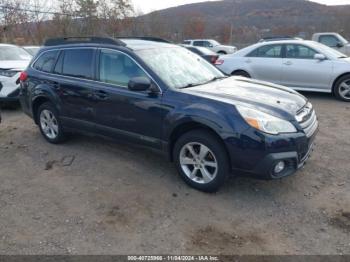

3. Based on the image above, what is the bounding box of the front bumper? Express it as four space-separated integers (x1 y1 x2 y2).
226 125 318 180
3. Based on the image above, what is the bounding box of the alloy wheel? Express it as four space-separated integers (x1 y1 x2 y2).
339 80 350 100
179 142 218 184
40 109 59 139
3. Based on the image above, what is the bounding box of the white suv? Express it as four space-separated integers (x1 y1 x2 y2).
183 39 237 54
0 44 32 104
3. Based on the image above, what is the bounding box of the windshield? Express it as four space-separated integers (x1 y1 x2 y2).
336 34 349 44
24 47 40 56
210 40 220 46
0 46 32 61
136 47 224 89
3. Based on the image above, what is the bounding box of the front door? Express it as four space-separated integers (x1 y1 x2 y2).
281 44 333 91
92 49 163 148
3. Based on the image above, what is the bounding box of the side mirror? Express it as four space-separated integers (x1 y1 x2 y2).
336 42 344 48
208 44 214 48
314 54 326 61
128 77 152 92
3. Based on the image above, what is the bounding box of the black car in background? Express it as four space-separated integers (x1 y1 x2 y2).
181 45 219 64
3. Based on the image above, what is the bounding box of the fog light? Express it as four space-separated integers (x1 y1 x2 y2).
274 161 285 174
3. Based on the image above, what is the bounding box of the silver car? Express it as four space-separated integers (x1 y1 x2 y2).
216 40 350 101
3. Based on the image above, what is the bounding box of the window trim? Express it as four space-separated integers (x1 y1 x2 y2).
246 44 283 58
284 44 323 60
31 47 162 94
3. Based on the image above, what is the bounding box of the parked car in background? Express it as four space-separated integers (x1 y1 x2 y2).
0 44 32 104
312 33 350 56
216 39 350 101
20 37 318 192
181 45 219 64
22 46 41 56
183 39 237 54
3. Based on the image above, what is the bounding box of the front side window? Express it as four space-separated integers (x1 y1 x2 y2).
193 41 204 47
99 49 147 87
33 50 59 73
136 47 224 89
248 45 282 58
319 35 340 47
286 44 317 59
62 49 94 79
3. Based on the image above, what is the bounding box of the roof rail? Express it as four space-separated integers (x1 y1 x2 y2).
259 36 303 42
118 36 171 43
44 37 127 47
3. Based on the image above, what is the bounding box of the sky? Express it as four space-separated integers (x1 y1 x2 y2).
132 0 350 14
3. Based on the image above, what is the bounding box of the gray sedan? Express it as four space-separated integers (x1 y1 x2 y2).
216 40 350 101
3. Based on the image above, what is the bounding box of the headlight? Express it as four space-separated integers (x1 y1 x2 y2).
0 70 19 77
236 106 297 135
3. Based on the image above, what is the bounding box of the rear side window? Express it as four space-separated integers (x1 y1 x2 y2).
33 50 59 72
183 41 191 45
247 45 282 58
61 49 94 79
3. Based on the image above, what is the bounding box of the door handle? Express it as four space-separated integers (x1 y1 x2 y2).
284 61 292 66
94 90 109 100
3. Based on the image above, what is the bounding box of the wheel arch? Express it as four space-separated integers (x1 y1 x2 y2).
332 72 350 94
231 69 251 77
168 120 230 163
32 96 54 124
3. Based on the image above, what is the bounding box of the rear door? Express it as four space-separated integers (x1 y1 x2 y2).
53 48 97 131
281 44 333 91
244 44 283 84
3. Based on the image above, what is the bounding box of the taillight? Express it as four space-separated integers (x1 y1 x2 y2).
19 71 28 82
215 59 224 65
211 56 218 64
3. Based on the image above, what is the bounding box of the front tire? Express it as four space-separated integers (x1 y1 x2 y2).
37 102 66 144
334 74 350 102
173 130 230 192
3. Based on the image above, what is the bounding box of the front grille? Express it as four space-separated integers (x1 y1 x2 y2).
296 102 318 138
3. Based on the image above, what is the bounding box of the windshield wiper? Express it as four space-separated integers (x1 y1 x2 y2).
201 76 228 85
179 76 227 89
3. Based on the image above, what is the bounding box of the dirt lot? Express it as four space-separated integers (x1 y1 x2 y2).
0 92 349 255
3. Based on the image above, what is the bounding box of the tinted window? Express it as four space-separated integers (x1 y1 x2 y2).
53 51 63 74
183 41 191 45
319 35 339 47
62 49 94 79
188 47 202 55
99 50 147 87
33 50 59 72
286 44 317 59
193 41 211 47
248 45 282 58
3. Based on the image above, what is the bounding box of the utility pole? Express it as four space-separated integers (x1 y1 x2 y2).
230 0 235 45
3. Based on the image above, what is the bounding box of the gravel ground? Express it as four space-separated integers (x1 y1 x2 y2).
0 92 349 255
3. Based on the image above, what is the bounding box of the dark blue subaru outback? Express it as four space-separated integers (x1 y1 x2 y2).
19 37 318 192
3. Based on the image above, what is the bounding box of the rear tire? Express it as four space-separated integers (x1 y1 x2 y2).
232 70 251 78
334 74 350 102
173 130 230 192
37 102 66 144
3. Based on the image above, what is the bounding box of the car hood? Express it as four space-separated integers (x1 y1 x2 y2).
182 77 307 120
0 60 30 70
